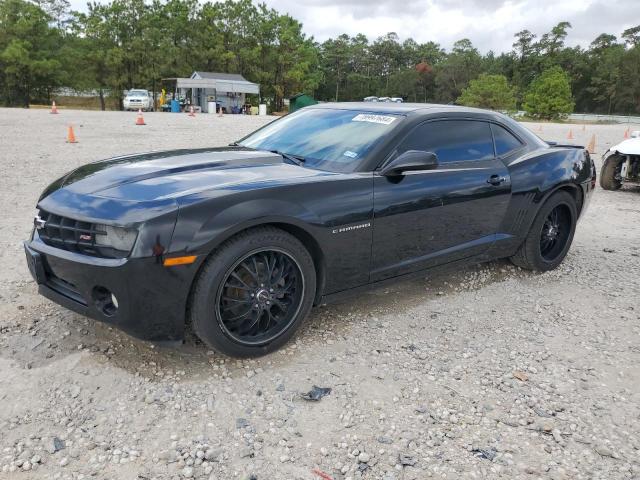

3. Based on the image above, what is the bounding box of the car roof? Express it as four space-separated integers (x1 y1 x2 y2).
309 102 494 116
307 101 549 168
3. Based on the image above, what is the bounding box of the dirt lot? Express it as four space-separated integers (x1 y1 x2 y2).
1 108 639 480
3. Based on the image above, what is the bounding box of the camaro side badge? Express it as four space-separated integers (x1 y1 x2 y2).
332 222 371 234
34 215 46 230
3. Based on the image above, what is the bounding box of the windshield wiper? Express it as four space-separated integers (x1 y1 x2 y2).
269 150 306 166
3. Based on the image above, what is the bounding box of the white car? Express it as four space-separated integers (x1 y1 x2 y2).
600 130 640 190
123 89 152 111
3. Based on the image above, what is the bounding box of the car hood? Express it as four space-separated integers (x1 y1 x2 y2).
608 137 640 155
39 146 338 204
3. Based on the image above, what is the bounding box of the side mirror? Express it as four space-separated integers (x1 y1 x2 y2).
380 150 438 176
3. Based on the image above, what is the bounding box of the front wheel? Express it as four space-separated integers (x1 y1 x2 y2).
510 191 577 271
189 227 316 357
600 156 623 190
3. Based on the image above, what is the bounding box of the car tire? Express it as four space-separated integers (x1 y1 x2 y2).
600 156 623 190
510 191 577 272
189 226 316 357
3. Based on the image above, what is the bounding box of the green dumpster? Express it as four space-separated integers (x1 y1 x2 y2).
289 93 317 113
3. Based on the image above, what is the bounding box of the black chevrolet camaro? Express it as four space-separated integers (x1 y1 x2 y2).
25 103 596 357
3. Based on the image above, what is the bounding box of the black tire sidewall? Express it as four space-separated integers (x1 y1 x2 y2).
191 228 316 357
524 191 577 271
599 157 622 190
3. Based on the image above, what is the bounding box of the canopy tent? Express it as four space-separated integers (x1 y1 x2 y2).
164 72 259 113
175 72 259 95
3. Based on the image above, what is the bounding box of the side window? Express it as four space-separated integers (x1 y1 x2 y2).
397 120 494 163
491 123 523 156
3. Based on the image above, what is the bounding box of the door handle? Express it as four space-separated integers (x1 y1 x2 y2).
487 174 506 186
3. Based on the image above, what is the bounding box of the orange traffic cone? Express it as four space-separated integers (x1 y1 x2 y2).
624 127 630 139
50 101 59 114
135 109 146 126
567 129 573 140
587 134 596 154
188 105 195 117
66 125 77 143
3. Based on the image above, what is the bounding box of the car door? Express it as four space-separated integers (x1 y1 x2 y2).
371 119 512 281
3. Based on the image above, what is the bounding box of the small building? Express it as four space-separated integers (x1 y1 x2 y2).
289 93 317 112
171 71 260 113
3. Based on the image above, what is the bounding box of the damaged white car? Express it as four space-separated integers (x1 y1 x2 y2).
600 131 640 190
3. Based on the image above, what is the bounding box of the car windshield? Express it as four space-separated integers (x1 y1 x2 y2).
238 108 403 172
128 90 147 97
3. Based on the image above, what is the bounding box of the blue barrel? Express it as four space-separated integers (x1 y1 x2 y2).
170 99 180 113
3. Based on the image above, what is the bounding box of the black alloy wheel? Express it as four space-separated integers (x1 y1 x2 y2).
510 190 577 271
539 205 571 262
190 226 316 357
216 249 304 345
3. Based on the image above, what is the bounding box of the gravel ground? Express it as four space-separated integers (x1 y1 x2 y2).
1 108 639 480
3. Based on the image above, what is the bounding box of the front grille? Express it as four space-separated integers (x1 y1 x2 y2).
37 210 124 259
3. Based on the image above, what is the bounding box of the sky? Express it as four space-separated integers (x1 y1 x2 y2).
68 0 639 53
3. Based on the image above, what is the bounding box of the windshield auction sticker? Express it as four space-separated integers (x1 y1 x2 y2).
352 114 397 125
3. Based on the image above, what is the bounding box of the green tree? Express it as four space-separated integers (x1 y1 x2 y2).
622 25 640 47
435 38 483 102
523 66 574 119
457 74 516 110
320 34 351 101
0 0 638 115
0 0 61 106
586 34 624 114
538 21 571 59
511 29 538 98
370 33 403 93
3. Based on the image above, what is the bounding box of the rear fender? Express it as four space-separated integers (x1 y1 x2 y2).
504 148 590 241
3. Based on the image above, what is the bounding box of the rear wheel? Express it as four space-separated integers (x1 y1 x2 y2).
600 156 623 190
189 227 316 357
510 191 577 271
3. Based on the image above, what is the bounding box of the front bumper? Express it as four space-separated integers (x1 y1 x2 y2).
25 235 201 342
124 101 150 110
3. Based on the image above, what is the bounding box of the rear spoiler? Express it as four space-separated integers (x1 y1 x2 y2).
546 141 585 149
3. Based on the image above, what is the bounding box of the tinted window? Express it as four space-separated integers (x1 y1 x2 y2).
398 120 494 163
491 124 523 156
239 108 402 172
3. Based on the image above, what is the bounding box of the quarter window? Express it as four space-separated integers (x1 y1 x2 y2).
491 124 523 156
398 120 494 163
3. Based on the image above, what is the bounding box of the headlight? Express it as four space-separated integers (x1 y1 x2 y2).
95 225 138 252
